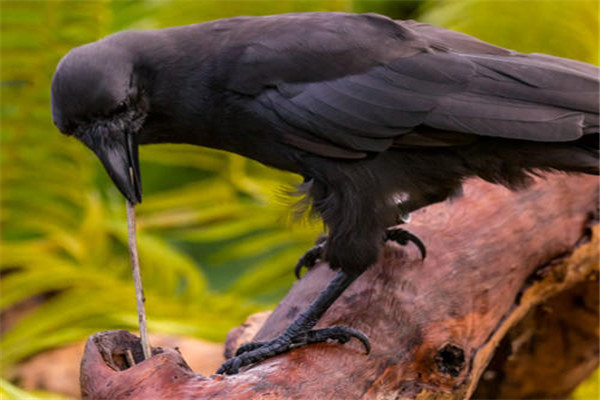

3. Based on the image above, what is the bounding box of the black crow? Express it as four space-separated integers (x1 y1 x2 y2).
50 12 599 375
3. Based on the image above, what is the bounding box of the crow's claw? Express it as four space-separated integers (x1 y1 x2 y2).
386 228 427 259
294 242 325 279
217 325 370 375
302 326 371 354
235 341 267 356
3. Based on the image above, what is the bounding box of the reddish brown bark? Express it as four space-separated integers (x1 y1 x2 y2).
80 174 599 400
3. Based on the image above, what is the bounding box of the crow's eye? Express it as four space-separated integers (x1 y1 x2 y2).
113 102 127 114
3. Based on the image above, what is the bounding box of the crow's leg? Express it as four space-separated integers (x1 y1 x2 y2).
217 271 369 375
294 235 327 279
386 227 427 259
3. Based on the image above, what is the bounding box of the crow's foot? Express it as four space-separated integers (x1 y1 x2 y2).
217 326 370 375
218 272 366 375
386 228 427 259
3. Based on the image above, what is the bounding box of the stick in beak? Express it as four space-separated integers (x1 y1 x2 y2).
126 198 151 360
123 133 149 359
79 125 148 358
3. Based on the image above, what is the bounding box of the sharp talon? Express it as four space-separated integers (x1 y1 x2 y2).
217 357 242 375
294 242 324 279
294 259 305 280
403 231 427 259
386 228 427 259
216 363 226 375
305 326 371 354
349 328 371 354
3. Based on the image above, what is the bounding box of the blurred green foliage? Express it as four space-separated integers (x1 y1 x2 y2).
0 0 598 398
420 0 599 64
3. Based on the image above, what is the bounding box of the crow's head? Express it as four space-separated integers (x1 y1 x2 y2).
51 41 146 203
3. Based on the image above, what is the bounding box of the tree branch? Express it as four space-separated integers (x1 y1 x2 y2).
80 174 599 399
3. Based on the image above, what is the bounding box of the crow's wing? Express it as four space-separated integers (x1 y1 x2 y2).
227 15 599 158
220 13 433 95
404 20 598 78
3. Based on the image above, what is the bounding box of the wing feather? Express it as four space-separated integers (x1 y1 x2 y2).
232 14 599 157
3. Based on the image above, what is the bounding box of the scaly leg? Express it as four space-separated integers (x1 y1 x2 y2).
217 271 369 375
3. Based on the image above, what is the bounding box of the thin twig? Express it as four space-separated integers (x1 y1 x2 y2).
126 200 152 360
125 349 136 367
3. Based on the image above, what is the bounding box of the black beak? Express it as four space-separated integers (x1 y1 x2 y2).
81 128 142 204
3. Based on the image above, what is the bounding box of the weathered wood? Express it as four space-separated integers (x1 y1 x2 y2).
80 174 599 400
472 279 599 399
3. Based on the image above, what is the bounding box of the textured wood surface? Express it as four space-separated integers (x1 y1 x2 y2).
80 174 599 399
